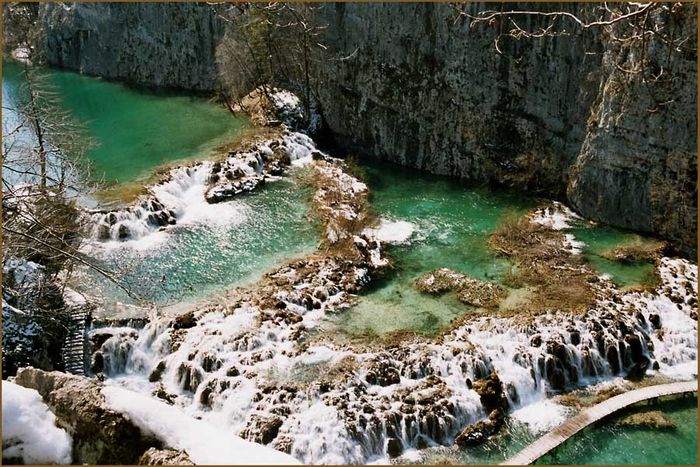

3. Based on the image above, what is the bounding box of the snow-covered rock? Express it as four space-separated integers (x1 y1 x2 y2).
103 385 301 465
2 380 73 464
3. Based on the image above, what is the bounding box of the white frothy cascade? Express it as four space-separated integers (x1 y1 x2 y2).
83 140 697 464
88 163 224 243
86 131 317 247
88 255 697 464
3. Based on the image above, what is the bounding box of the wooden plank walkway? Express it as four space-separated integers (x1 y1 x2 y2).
62 307 90 375
502 380 698 465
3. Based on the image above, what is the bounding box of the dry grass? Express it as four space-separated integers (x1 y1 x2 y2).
500 266 526 289
487 211 598 315
600 240 666 263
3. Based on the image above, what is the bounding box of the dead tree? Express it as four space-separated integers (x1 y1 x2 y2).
454 2 696 109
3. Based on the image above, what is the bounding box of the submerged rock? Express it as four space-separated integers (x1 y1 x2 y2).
617 410 676 430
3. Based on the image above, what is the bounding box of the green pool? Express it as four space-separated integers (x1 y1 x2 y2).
2 60 247 187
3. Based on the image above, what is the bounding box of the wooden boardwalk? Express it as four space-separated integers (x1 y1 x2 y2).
62 307 91 375
502 380 698 465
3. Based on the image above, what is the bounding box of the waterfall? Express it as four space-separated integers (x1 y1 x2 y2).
88 257 696 464
85 131 317 246
88 163 214 242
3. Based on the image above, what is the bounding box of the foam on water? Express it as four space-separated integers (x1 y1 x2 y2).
363 219 416 244
510 399 570 434
87 162 248 250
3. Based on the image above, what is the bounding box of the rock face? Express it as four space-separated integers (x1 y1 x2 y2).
39 2 227 90
139 448 194 465
13 368 158 464
313 2 697 257
36 2 697 255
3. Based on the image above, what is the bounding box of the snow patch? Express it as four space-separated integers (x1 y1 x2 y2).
531 201 581 230
102 385 300 465
2 381 72 464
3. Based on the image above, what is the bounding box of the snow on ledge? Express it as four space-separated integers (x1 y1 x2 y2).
530 201 582 230
102 386 301 465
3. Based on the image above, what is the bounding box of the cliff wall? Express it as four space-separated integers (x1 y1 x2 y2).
36 2 697 255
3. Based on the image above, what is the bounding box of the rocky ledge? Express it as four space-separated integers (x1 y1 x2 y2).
12 368 158 464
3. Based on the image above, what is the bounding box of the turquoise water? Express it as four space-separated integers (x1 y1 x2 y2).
413 396 697 465
324 162 662 339
2 60 247 187
325 162 535 338
572 225 659 289
537 396 698 465
0 61 314 309
76 177 318 309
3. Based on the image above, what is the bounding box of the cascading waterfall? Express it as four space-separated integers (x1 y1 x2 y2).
86 131 316 245
89 163 217 242
81 126 697 464
89 254 697 464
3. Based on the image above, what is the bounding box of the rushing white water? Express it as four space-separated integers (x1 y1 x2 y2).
86 131 316 249
90 251 697 464
88 162 247 247
84 137 697 464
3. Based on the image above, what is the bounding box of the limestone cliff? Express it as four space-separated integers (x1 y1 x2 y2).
36 2 697 255
39 2 227 90
313 2 696 256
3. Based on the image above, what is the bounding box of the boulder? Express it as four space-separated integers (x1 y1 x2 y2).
454 420 493 447
241 415 285 445
365 360 401 387
139 448 194 465
471 372 509 414
649 313 662 329
118 224 130 240
386 437 403 458
173 310 196 330
13 368 158 464
148 361 167 383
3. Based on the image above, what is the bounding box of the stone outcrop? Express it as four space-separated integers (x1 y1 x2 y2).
415 268 506 308
454 372 509 447
13 368 158 464
35 2 697 255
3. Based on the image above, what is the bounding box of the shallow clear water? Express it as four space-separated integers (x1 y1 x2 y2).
2 60 247 187
536 396 698 465
324 162 534 338
325 162 659 339
572 225 659 289
75 177 318 312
